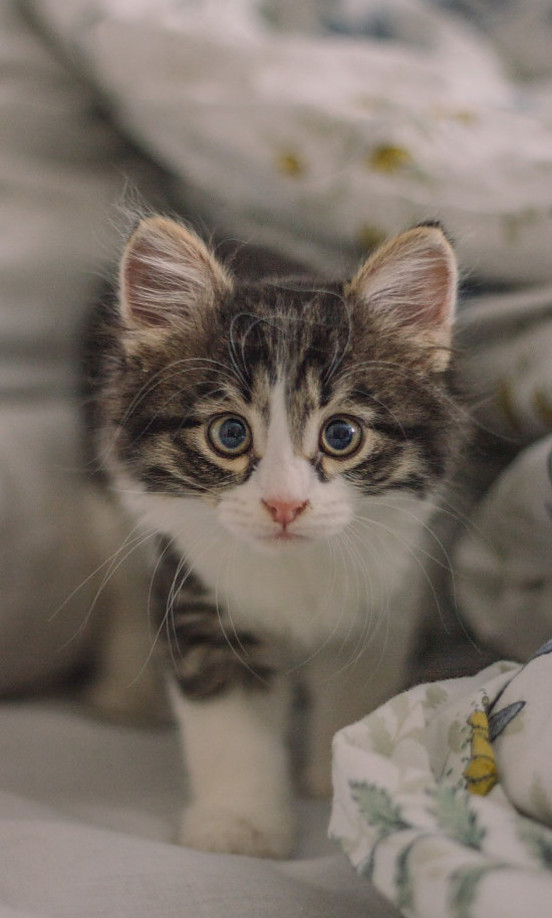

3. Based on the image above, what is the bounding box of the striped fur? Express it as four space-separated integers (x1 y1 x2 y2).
84 217 464 856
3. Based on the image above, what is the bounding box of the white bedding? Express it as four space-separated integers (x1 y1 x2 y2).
2 2 552 916
0 701 397 918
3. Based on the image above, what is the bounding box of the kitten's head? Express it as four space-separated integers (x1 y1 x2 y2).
104 216 459 550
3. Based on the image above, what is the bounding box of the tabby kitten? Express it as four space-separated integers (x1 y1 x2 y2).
85 216 459 858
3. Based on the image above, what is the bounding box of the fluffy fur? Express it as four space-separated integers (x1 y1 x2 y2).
84 216 462 857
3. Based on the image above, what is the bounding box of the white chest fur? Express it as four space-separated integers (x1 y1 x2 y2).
120 486 431 650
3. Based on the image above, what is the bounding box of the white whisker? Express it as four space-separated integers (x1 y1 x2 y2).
55 524 157 651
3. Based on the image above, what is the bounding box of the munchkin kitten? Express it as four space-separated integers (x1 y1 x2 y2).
84 216 461 857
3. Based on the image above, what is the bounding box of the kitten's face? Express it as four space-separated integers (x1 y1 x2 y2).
194 387 355 548
103 218 459 551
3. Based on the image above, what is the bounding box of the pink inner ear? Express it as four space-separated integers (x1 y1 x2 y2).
350 226 458 335
396 250 456 332
118 217 232 332
122 238 176 328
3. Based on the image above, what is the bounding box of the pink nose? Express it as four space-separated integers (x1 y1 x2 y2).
262 498 308 528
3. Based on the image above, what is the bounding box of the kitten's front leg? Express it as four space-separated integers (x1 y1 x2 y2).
154 548 294 856
170 676 295 858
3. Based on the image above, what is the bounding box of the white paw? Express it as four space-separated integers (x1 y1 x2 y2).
178 804 295 859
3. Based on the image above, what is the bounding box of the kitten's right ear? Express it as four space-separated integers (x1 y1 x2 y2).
346 224 457 370
119 216 232 332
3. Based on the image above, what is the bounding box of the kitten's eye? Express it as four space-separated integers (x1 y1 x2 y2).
208 415 251 457
320 416 362 458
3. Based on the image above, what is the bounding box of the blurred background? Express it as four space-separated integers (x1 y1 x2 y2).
2 0 552 698
2 3 552 916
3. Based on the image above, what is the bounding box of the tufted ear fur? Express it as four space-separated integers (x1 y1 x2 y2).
119 216 232 332
346 224 457 370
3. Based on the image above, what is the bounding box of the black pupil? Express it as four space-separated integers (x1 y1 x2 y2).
219 418 247 451
325 419 355 452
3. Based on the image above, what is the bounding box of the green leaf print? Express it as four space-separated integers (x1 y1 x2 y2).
395 840 417 912
449 863 507 918
350 781 411 835
519 819 552 870
425 684 449 710
430 786 485 849
350 781 412 881
366 713 395 756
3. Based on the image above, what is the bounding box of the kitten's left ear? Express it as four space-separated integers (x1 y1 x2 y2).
119 216 232 332
346 224 458 370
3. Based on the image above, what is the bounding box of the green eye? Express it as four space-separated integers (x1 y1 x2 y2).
320 416 362 458
208 415 251 457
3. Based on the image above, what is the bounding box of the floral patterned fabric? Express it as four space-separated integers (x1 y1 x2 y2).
330 641 552 918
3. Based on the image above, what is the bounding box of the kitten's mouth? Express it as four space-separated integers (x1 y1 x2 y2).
258 529 310 546
250 529 312 549
272 531 307 541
